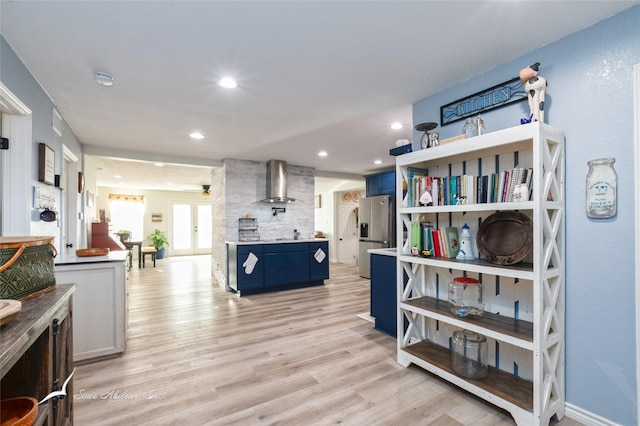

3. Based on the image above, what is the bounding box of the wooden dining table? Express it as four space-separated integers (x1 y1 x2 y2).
123 240 143 268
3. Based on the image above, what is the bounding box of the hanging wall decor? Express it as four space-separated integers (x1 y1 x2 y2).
38 143 55 185
440 77 527 126
586 157 617 218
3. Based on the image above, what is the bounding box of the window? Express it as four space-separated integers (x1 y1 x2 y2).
108 194 144 240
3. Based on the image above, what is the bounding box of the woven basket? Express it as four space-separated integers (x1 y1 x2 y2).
0 236 57 300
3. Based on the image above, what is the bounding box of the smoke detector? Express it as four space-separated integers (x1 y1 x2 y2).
94 71 114 86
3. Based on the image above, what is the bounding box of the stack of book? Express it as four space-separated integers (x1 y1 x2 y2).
410 221 459 258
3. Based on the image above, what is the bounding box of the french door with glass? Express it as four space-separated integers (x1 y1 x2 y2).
170 201 212 256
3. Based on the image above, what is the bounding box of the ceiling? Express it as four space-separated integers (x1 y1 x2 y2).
1 1 637 191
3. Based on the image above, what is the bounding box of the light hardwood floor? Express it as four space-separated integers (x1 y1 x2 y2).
74 256 582 425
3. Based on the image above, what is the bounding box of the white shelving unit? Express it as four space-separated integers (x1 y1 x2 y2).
395 122 565 425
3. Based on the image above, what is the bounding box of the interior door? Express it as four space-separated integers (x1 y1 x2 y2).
336 191 360 265
170 201 212 256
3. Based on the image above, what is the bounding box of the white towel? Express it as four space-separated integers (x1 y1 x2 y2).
242 252 259 274
314 248 326 263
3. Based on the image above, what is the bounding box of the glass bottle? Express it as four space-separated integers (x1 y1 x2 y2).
452 330 488 379
475 114 485 135
462 118 476 139
448 277 483 318
586 157 617 218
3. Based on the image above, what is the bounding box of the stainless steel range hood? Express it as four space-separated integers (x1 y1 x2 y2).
261 159 296 203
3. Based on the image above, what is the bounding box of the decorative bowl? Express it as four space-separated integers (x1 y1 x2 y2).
0 397 38 426
76 248 110 257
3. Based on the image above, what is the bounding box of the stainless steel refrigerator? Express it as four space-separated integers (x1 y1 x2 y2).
358 194 395 278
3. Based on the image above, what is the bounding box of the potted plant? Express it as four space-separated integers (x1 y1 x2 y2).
115 229 132 242
147 229 169 259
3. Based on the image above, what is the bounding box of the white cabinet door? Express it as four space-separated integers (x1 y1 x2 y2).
55 261 126 362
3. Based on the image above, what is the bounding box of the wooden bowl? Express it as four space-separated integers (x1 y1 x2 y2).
0 397 38 426
76 247 110 257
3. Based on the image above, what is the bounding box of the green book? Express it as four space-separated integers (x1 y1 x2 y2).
442 226 460 258
410 221 422 253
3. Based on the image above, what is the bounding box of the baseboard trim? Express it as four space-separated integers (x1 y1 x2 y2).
565 403 622 426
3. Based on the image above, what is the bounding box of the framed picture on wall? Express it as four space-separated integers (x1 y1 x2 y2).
38 143 55 185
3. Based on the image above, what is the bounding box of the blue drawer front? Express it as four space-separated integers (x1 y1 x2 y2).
263 243 308 253
264 251 309 269
238 245 263 255
265 267 309 286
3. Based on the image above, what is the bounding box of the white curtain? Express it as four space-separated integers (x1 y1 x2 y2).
108 194 145 240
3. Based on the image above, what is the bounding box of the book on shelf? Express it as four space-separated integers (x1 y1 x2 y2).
410 221 422 253
405 167 533 206
432 229 442 257
513 167 532 202
442 226 460 258
422 223 434 253
407 167 429 207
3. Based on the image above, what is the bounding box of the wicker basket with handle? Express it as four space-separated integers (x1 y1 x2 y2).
0 236 57 300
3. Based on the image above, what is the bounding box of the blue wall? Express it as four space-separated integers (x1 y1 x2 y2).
1 36 83 243
413 6 639 424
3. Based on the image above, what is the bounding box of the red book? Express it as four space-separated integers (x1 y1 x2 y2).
432 230 441 257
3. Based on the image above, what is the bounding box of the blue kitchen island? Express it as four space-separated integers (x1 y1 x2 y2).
226 239 329 296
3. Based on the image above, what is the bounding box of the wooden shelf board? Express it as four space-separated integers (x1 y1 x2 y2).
402 340 533 412
401 296 533 345
397 255 535 280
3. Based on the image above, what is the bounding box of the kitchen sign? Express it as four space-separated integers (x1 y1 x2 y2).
440 77 527 126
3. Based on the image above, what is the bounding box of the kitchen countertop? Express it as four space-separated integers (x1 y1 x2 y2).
226 238 328 246
55 250 128 266
368 247 397 257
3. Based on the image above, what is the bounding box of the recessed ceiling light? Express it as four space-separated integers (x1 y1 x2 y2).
94 71 114 86
154 162 165 167
114 175 122 179
374 160 383 165
219 77 237 89
189 132 204 140
390 122 403 130
318 151 328 157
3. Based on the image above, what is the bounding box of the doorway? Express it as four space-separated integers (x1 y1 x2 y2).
62 146 79 254
634 63 640 416
335 190 361 266
0 83 32 236
170 201 212 256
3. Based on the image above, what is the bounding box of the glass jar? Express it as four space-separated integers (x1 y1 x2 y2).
448 277 483 318
462 118 476 139
452 330 488 379
586 157 617 218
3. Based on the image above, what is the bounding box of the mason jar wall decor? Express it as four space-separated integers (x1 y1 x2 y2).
586 157 617 218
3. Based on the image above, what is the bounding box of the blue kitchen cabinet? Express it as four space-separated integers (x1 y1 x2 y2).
264 243 309 287
365 170 396 197
370 252 398 337
309 241 329 280
227 244 264 294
